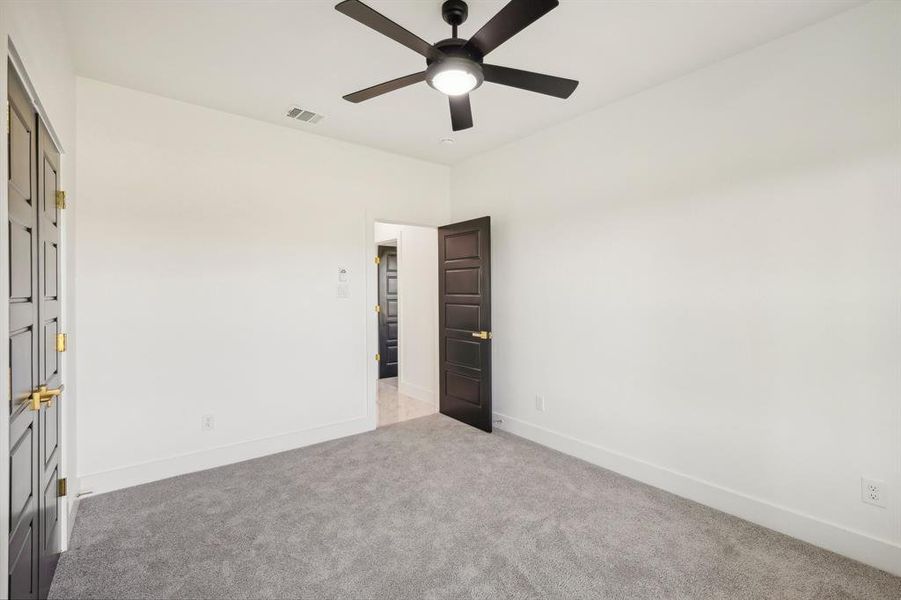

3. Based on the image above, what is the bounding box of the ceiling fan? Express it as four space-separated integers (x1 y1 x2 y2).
335 0 579 131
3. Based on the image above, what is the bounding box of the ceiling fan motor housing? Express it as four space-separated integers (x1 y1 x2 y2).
429 37 483 65
426 37 485 95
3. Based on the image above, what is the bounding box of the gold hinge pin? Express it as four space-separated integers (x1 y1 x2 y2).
375 353 381 362
375 304 381 313
58 478 67 497
56 333 67 352
374 256 380 265
56 190 66 209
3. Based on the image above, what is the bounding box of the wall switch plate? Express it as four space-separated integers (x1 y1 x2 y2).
535 394 545 412
861 478 885 508
201 415 215 432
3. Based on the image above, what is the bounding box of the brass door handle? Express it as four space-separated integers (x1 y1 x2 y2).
471 331 492 340
29 385 62 411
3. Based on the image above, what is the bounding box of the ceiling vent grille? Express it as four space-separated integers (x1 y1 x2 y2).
286 106 325 124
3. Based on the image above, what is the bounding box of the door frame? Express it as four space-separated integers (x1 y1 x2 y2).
1 40 73 599
364 215 442 430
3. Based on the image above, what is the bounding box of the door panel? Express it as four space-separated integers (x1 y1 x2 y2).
438 217 491 432
8 64 40 600
445 304 479 331
8 64 63 600
9 523 35 600
36 113 63 600
446 338 481 369
41 467 59 550
378 245 399 379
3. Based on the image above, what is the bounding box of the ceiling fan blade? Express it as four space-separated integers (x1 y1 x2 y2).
463 0 559 57
482 64 578 99
335 0 442 60
449 94 473 131
343 71 427 103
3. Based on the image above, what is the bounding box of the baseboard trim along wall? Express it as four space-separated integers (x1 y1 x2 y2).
79 417 372 496
494 412 901 577
399 380 437 406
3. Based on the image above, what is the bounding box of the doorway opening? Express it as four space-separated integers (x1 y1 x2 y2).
374 222 439 428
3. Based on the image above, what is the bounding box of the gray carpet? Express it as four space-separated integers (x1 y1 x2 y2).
50 414 900 599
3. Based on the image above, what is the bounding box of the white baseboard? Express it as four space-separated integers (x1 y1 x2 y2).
399 380 437 406
494 412 901 577
79 417 372 497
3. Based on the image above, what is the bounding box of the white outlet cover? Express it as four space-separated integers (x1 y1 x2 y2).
861 477 885 508
201 415 215 432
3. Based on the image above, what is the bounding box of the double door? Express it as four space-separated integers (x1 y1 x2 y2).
8 64 64 600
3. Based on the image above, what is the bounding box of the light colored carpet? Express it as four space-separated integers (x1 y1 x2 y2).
50 414 900 599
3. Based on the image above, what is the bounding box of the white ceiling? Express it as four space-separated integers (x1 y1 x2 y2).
60 0 862 164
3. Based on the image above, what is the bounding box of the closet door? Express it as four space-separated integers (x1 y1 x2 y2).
7 64 64 600
36 115 63 600
8 64 41 600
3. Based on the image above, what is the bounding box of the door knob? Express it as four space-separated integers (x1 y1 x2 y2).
471 331 492 340
29 385 62 411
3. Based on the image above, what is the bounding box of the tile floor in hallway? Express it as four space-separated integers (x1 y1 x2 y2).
377 377 436 427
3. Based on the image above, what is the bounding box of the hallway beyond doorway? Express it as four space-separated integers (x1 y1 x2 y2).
377 377 436 428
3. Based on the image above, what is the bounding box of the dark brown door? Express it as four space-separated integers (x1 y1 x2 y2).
438 217 491 432
8 64 63 600
378 245 398 379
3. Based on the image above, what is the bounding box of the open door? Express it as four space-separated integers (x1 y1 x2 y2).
438 217 491 432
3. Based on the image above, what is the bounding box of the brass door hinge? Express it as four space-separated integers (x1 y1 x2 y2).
374 256 381 265
58 478 67 497
375 353 381 362
56 190 66 209
375 304 381 313
56 333 67 352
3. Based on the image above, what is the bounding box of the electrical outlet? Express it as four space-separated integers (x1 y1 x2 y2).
861 478 885 508
535 394 545 412
201 414 215 432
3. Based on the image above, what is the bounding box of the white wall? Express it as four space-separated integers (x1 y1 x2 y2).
451 1 901 575
375 222 439 405
0 1 78 594
74 78 449 494
374 222 402 246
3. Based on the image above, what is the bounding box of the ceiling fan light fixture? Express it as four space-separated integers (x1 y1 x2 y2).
427 58 483 96
432 69 477 96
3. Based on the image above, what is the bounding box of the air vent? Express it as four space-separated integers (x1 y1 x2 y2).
285 106 325 124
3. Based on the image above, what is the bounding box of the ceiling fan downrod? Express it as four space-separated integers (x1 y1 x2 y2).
442 0 469 39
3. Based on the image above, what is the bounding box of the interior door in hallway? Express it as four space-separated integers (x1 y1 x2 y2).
378 245 399 379
438 217 491 432
7 65 64 600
